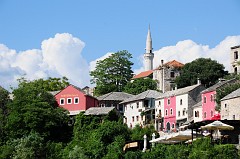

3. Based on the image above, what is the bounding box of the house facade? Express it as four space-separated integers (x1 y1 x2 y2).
192 102 202 123
201 79 238 121
55 85 98 115
155 83 205 132
121 90 161 128
221 88 240 120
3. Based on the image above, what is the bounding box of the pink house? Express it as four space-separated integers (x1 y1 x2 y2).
164 96 176 131
55 85 98 115
201 79 237 120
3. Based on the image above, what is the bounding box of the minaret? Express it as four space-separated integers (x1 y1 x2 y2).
144 26 154 71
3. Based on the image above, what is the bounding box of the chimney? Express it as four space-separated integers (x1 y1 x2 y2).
197 78 201 85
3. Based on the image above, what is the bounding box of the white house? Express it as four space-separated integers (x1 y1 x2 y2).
221 88 240 120
120 90 161 128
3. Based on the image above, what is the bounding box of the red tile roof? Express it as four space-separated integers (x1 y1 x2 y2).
164 60 184 68
132 70 153 79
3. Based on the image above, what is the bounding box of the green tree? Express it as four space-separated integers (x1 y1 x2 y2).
5 79 71 142
16 76 69 92
123 78 158 95
175 58 228 88
215 83 240 111
0 87 10 144
90 50 134 96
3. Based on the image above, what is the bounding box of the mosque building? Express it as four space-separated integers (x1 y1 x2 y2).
133 27 184 92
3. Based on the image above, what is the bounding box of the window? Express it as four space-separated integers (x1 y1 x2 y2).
225 104 227 108
168 99 170 105
170 71 175 78
195 111 197 117
165 109 168 116
180 99 182 105
172 124 175 128
233 115 235 120
178 111 180 117
182 110 185 116
211 111 213 117
136 102 139 108
234 51 238 60
210 95 213 102
204 112 207 118
136 116 139 121
203 96 206 103
132 116 134 122
67 98 72 104
170 109 173 115
235 67 238 74
60 98 65 105
74 97 79 104
158 101 161 106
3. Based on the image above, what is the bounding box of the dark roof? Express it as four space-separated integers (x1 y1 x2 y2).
201 79 237 93
192 101 202 108
221 87 240 101
49 90 61 96
84 107 115 115
97 92 134 101
231 45 240 49
157 84 202 99
120 90 161 104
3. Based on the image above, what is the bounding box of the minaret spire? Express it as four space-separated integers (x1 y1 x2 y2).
144 25 154 71
146 25 152 53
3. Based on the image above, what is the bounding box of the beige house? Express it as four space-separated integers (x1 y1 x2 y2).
221 88 240 120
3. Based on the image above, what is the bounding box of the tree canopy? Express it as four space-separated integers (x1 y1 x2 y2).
4 78 71 142
123 78 158 95
175 58 228 88
90 50 134 96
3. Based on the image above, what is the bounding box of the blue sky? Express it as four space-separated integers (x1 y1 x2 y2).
0 0 240 89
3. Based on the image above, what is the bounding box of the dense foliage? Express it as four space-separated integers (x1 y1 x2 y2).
90 50 134 96
215 83 240 111
123 78 158 95
124 138 239 159
175 58 228 88
0 78 72 158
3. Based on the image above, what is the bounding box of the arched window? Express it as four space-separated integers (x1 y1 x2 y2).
180 99 182 105
204 96 207 103
204 112 207 118
159 101 161 106
165 109 168 116
210 95 213 102
170 109 173 115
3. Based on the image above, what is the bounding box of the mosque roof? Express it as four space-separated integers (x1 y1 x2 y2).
132 70 153 79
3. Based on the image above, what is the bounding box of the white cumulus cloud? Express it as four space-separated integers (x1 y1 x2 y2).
0 33 90 90
152 36 240 71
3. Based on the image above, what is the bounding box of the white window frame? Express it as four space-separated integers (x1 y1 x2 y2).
67 98 72 104
74 97 79 104
60 98 65 105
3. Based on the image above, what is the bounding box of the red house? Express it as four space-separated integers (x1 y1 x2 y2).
55 85 98 115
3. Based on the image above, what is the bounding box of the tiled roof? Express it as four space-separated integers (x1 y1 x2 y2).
163 60 184 68
97 92 134 101
201 79 237 93
84 107 115 115
221 88 240 101
132 70 153 79
192 101 202 108
120 90 162 104
157 84 202 99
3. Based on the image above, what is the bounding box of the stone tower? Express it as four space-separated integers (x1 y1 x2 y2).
144 26 154 71
230 45 240 74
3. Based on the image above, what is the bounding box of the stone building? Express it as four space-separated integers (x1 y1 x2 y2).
221 88 240 120
230 45 240 74
133 27 184 92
